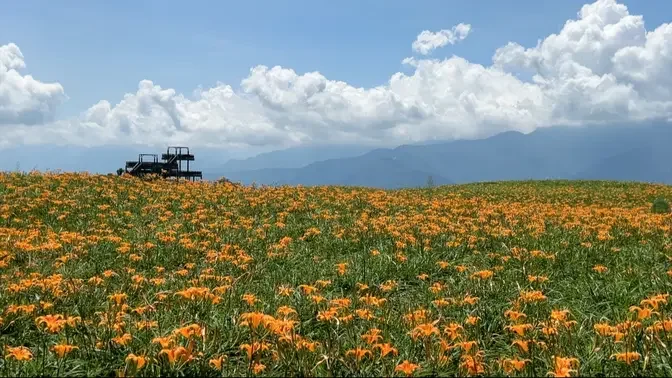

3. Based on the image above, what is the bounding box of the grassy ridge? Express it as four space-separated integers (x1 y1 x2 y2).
1 172 671 376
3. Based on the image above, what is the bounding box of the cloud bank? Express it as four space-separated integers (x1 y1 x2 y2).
1 0 671 150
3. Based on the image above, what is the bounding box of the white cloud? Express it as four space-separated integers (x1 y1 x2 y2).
6 80 297 148
1 0 672 150
412 23 472 55
491 0 672 123
0 43 66 126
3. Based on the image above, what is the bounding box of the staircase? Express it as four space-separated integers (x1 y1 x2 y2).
125 154 160 176
124 147 202 181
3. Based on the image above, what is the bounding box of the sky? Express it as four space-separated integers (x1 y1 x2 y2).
1 0 671 155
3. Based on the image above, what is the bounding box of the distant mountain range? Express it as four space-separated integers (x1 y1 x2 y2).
211 122 672 188
212 144 372 173
3 122 671 189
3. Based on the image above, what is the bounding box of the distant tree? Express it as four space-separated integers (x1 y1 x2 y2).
426 175 435 189
216 177 241 187
116 168 124 176
652 197 670 214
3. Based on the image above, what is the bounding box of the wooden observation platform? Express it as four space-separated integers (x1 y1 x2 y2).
125 146 203 181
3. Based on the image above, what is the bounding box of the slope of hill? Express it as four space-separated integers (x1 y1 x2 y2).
3 173 672 376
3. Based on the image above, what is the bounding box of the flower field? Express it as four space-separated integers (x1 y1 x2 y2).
1 172 672 376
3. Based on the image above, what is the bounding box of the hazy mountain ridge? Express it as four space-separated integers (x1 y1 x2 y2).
217 122 672 188
214 144 372 174
3 122 671 189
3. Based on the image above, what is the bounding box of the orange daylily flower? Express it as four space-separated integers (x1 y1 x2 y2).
52 343 78 358
611 352 641 365
209 355 226 371
395 360 420 376
35 314 66 333
409 322 440 340
374 343 398 357
549 356 579 377
506 323 533 337
361 328 383 344
501 357 530 374
159 346 194 365
5 346 33 361
345 347 372 361
125 354 148 370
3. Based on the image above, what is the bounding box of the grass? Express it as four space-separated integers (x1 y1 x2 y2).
1 172 672 376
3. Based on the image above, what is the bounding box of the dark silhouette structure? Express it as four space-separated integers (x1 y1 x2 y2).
125 146 202 181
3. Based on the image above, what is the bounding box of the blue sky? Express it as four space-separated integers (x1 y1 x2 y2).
1 0 671 153
2 0 667 119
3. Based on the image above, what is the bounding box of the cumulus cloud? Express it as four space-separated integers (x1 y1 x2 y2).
492 0 672 123
0 43 66 126
1 0 672 150
412 23 472 55
12 80 297 148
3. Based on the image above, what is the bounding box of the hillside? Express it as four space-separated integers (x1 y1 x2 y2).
1 173 672 376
